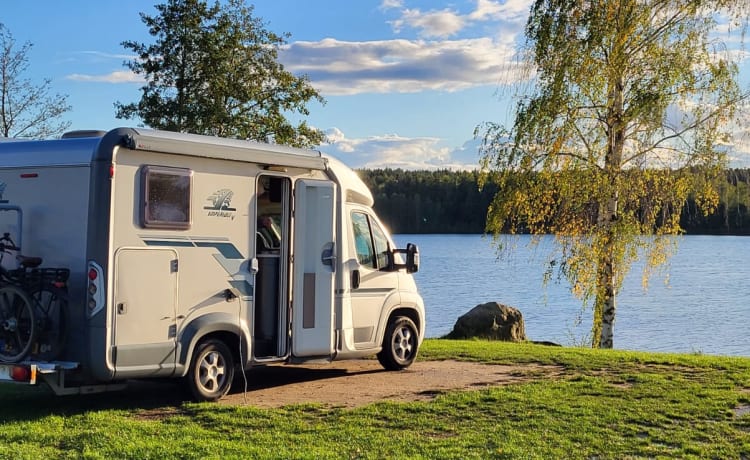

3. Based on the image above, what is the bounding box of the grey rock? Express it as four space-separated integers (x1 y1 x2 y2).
445 302 526 341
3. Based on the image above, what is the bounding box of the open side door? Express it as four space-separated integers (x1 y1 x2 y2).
291 179 336 357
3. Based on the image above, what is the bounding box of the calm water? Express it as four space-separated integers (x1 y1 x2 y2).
394 234 749 357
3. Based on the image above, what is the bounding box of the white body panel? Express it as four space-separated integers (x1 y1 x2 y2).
291 180 336 357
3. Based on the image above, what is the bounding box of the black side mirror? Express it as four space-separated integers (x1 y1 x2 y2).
406 243 419 273
390 243 419 273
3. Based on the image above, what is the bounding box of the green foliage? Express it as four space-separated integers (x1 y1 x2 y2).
116 0 325 148
0 23 71 139
358 168 498 234
476 0 749 348
2 340 750 458
358 167 750 235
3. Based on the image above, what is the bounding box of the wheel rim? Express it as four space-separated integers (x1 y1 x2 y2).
393 325 415 362
198 350 227 393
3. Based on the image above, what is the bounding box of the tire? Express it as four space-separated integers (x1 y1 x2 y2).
185 339 235 402
377 316 419 370
0 285 37 363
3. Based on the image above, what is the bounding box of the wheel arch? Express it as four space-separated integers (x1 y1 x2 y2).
176 313 248 377
376 305 423 348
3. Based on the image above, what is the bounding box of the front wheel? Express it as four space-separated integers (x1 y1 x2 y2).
185 339 235 402
377 316 419 370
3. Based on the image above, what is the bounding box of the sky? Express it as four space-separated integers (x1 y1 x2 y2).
1 0 748 170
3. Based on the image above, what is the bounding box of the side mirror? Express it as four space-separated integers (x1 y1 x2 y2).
406 243 419 273
391 243 419 273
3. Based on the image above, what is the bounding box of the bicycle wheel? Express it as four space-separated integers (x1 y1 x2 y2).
0 285 37 363
30 287 68 361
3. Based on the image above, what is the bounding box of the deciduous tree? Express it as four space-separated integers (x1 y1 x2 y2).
116 0 325 148
0 24 71 139
477 0 749 348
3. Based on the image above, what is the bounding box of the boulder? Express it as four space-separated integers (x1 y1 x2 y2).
445 302 526 341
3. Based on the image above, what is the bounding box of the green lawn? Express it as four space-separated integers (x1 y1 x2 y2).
1 339 749 459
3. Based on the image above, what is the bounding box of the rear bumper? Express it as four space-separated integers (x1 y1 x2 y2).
0 361 79 385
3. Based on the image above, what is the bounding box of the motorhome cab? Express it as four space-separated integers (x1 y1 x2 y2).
0 128 423 401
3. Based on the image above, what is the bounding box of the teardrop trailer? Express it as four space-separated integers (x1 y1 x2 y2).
0 128 424 401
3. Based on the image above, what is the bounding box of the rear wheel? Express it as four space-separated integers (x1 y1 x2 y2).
377 316 419 370
185 339 235 402
0 285 37 363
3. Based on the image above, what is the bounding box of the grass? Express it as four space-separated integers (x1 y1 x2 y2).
1 339 749 459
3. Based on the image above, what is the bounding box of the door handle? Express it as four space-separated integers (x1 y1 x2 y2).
117 303 127 315
321 242 336 271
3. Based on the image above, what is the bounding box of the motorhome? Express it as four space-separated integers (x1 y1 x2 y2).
0 128 423 401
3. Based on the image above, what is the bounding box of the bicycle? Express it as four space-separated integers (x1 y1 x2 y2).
0 233 69 363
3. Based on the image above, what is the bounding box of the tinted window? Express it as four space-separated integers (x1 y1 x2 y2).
371 219 390 269
352 212 391 269
141 166 192 229
351 212 375 268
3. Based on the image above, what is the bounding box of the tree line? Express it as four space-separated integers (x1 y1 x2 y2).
359 168 750 236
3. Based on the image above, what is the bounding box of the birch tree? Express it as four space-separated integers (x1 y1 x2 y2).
116 0 325 148
477 0 749 348
0 24 71 138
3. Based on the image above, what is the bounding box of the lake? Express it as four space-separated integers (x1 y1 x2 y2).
393 234 749 357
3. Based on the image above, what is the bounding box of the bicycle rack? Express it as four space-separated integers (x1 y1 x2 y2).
0 204 23 250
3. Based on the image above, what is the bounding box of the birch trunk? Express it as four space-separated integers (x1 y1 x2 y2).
597 248 616 348
597 64 624 349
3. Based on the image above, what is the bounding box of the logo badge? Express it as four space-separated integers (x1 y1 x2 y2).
204 189 236 219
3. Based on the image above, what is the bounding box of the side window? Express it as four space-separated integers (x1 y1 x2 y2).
351 211 390 270
140 166 192 229
351 212 375 268
371 220 390 269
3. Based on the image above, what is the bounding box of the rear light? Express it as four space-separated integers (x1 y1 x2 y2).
10 365 33 382
87 261 105 317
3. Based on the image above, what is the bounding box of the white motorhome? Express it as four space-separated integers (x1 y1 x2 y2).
0 128 423 401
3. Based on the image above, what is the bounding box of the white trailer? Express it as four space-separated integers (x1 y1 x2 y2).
0 128 423 401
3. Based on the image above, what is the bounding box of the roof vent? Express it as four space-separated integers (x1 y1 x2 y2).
61 130 107 139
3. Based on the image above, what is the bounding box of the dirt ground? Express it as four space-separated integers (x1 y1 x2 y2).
218 359 564 408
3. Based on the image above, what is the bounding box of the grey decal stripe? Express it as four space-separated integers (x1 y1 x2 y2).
352 287 393 294
142 239 244 259
229 280 254 297
144 240 195 248
194 242 243 259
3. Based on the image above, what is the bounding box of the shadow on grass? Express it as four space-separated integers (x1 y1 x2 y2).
0 363 384 422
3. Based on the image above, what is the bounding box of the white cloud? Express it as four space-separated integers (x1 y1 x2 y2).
66 71 143 83
388 0 533 37
321 128 481 170
469 0 531 22
281 37 526 96
391 8 465 38
380 0 403 10
726 108 750 167
78 51 137 61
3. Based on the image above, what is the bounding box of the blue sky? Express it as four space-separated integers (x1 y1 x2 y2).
1 1 748 169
